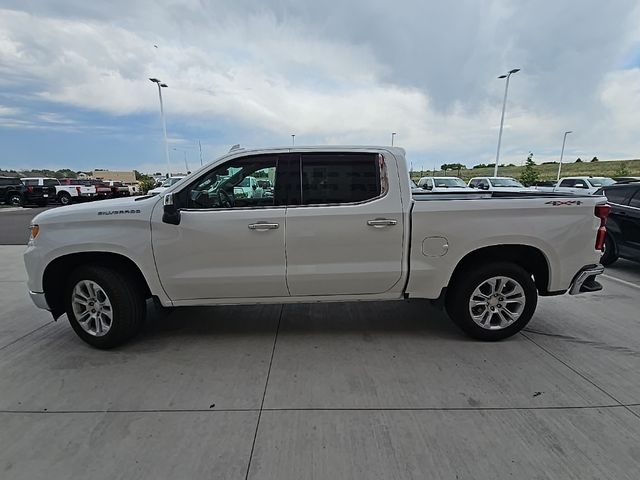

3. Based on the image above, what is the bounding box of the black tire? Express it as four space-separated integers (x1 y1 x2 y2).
600 234 618 266
58 192 72 206
446 262 538 341
8 193 22 206
64 265 145 348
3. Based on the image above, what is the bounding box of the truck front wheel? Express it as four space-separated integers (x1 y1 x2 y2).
446 262 537 341
64 265 145 348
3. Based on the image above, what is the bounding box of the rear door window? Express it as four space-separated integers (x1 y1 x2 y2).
629 189 640 208
300 153 381 205
605 186 634 205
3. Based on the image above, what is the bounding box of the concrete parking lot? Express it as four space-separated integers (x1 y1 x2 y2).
1 207 640 479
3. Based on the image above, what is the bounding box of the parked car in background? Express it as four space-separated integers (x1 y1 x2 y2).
104 181 131 198
0 176 24 206
10 178 56 206
409 179 423 194
534 177 616 195
417 176 471 192
25 146 608 348
234 175 264 199
148 176 185 195
595 182 640 265
24 177 94 205
468 177 533 192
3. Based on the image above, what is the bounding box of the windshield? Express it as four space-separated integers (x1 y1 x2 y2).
161 177 183 187
434 178 467 188
490 178 524 188
588 177 615 187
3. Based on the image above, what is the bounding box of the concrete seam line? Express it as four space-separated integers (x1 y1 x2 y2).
601 274 640 290
521 332 640 422
257 404 635 412
244 304 283 480
0 321 55 351
2 404 639 415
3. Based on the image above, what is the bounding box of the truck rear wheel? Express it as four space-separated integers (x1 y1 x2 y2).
65 265 145 348
446 262 537 341
58 192 72 206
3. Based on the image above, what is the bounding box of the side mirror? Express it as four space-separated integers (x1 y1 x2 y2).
252 184 257 191
162 193 181 225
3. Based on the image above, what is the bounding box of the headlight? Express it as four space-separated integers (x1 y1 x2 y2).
29 224 40 240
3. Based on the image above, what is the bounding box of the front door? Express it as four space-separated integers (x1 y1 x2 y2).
151 154 289 301
285 152 405 296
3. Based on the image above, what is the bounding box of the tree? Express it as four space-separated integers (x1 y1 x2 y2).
519 152 539 186
575 158 583 163
591 156 599 162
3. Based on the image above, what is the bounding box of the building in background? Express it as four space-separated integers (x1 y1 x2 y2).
91 170 137 183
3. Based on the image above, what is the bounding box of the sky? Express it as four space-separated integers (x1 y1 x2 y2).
0 0 639 174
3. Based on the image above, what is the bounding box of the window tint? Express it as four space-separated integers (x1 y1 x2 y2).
0 178 19 186
301 153 381 205
604 186 632 205
559 179 576 187
23 179 38 186
628 190 640 208
182 155 278 209
43 179 60 187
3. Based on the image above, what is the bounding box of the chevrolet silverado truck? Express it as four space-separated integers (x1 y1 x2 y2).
24 147 609 348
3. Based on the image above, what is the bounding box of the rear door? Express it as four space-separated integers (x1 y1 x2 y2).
285 151 404 296
620 188 640 255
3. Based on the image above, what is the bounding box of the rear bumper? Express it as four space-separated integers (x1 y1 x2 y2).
29 290 51 310
568 264 605 295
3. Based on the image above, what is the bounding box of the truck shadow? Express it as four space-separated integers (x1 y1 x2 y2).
136 299 464 345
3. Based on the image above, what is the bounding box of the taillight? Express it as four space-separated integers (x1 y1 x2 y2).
594 203 610 251
76 186 81 195
27 186 34 193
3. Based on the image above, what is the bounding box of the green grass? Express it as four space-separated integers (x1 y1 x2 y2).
410 159 640 182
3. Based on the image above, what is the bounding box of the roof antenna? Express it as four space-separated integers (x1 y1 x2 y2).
229 144 241 152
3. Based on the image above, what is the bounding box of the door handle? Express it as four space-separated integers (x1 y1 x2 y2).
367 218 397 227
248 222 279 230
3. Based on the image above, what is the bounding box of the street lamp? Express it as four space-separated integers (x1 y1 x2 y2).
149 78 171 175
291 134 295 146
494 68 520 177
172 148 189 173
391 132 397 146
557 131 573 181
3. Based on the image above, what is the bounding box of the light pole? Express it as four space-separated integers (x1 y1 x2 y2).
494 68 520 177
149 78 171 175
291 134 295 146
557 131 573 181
391 132 396 146
173 148 189 173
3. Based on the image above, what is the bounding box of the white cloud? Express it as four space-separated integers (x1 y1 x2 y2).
0 1 639 171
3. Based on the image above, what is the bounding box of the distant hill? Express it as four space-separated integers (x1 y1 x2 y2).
410 159 640 182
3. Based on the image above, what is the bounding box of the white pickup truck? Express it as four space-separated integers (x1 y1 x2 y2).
534 177 616 195
24 147 609 348
22 177 95 205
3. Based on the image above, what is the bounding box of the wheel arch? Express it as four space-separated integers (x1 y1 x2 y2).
448 244 552 296
43 252 152 319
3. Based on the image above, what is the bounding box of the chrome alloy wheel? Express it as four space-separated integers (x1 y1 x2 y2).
468 276 526 330
71 280 113 337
